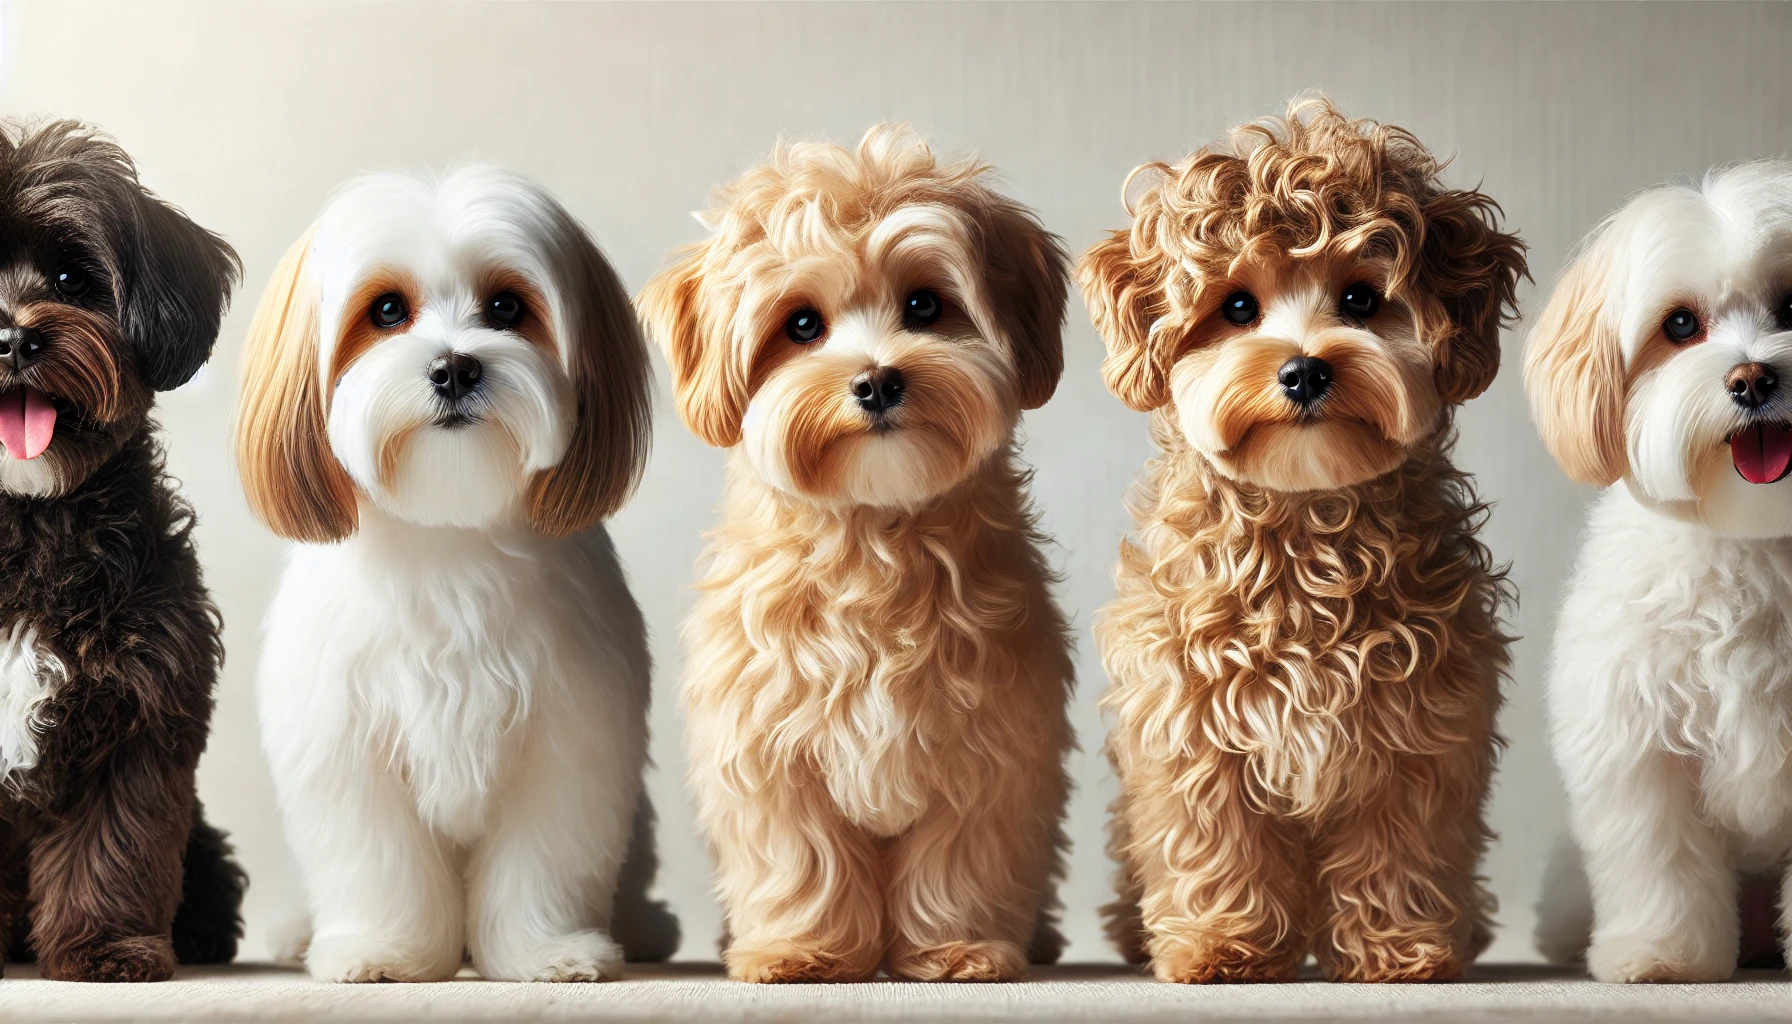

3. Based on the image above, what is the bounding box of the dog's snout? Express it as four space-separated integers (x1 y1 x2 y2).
428 353 483 403
0 327 47 372
1728 362 1780 410
1277 356 1333 407
852 366 906 414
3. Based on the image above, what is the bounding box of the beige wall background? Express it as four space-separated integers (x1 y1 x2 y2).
1 0 1788 965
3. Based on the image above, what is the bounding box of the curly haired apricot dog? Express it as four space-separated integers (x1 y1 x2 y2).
1079 98 1526 983
640 125 1074 983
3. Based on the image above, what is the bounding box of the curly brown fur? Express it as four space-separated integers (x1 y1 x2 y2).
0 120 241 982
1081 98 1523 983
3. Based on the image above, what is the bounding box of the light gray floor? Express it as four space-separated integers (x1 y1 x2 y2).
0 964 1788 1023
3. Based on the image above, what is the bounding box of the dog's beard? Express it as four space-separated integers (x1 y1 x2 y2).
327 333 571 529
0 302 139 499
740 332 1012 508
1172 330 1439 492
1628 328 1792 538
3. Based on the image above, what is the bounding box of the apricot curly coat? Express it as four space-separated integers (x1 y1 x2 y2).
641 126 1074 983
1080 100 1524 983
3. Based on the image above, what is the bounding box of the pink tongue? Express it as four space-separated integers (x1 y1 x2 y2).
0 386 55 461
1732 423 1792 484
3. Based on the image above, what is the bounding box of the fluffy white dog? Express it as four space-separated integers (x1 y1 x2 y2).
1527 160 1792 982
234 167 673 982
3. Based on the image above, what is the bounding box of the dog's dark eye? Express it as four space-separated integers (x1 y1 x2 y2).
486 291 525 330
371 292 410 329
903 289 943 329
1776 292 1792 331
1339 282 1380 319
1221 290 1259 326
54 265 88 297
785 307 825 344
1663 307 1701 343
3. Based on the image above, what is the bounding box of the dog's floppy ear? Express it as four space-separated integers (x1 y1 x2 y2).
639 243 746 448
235 229 359 542
119 190 242 391
1524 230 1627 487
979 199 1069 410
1078 164 1173 412
526 230 653 538
1414 189 1529 405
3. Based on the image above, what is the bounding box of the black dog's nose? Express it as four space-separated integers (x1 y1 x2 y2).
1728 361 1779 409
428 353 483 402
852 366 906 413
1277 355 1333 406
0 327 46 371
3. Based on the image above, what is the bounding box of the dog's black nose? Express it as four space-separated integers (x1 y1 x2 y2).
428 353 483 402
852 366 905 413
1278 356 1333 406
1728 361 1779 409
0 327 46 371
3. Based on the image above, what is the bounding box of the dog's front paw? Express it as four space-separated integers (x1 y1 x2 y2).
886 939 1027 982
305 933 460 983
41 935 175 983
1587 935 1732 983
725 939 878 983
1325 939 1463 983
1149 931 1298 984
482 930 624 982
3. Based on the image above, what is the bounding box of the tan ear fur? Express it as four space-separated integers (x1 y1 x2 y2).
527 233 653 538
638 245 746 448
1077 184 1170 413
234 228 359 542
1523 233 1627 487
980 199 1070 410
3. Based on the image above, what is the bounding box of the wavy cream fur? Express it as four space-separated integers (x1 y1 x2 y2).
642 125 1075 983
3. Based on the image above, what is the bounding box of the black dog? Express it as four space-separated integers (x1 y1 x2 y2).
0 121 243 982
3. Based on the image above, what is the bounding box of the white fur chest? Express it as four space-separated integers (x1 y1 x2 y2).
1563 488 1792 851
817 658 934 838
272 520 573 843
0 621 66 785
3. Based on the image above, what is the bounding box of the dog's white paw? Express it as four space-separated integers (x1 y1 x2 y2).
486 930 624 983
305 933 460 983
1587 934 1731 983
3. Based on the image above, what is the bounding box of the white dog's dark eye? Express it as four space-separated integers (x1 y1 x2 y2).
1339 282 1380 319
371 292 410 329
785 307 825 344
54 265 88 297
1776 292 1792 331
903 289 943 329
1221 291 1259 326
486 291 525 329
1663 307 1701 343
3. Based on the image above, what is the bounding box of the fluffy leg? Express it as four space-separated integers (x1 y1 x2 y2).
1572 750 1735 982
1567 746 1735 983
703 773 883 983
1101 787 1150 965
1118 751 1310 983
465 684 641 983
30 742 191 982
883 762 1063 982
609 789 682 963
281 759 463 983
1311 751 1494 983
169 801 245 965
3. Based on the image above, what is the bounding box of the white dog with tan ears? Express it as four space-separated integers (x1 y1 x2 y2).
1527 160 1792 981
234 167 675 982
